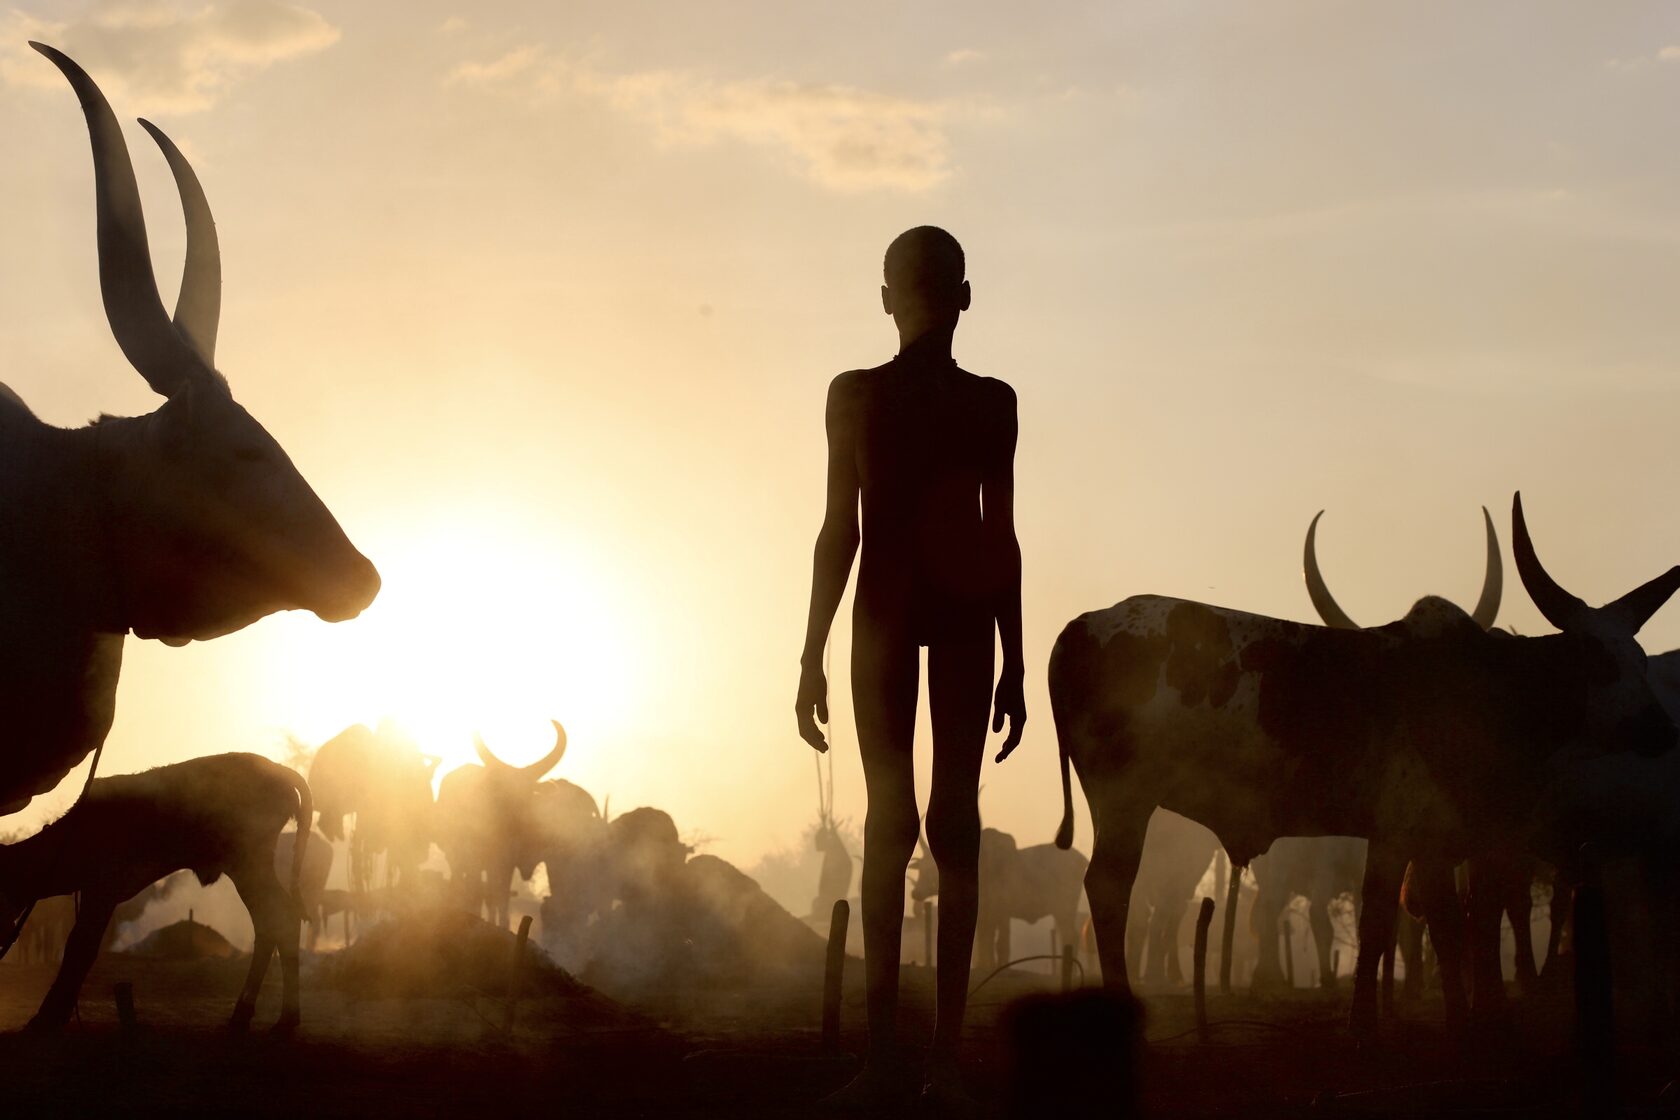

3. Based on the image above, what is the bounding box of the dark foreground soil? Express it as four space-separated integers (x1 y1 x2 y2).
0 952 1676 1118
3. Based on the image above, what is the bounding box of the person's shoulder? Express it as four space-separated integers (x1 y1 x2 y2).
827 363 890 404
957 368 1017 411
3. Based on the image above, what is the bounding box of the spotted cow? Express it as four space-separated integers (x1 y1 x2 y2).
1049 494 1679 1032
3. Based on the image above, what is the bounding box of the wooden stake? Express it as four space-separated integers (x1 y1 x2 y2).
504 915 532 1034
1282 917 1296 988
823 899 850 1050
1061 944 1076 992
1194 897 1214 1043
114 982 137 1032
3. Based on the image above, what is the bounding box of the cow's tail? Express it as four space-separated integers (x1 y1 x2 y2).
1050 631 1076 851
283 767 313 920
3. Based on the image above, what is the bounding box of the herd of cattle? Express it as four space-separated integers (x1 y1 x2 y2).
3 41 1679 1047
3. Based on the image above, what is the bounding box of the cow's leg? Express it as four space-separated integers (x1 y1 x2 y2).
1350 843 1406 1036
28 899 115 1032
230 856 299 1032
1250 872 1289 992
925 634 992 1071
1164 903 1188 986
1083 790 1150 997
1125 897 1150 983
1508 866 1539 998
1309 890 1336 990
1465 855 1514 1022
1411 859 1469 1027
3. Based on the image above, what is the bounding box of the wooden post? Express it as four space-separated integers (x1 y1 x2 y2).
1193 897 1214 1044
823 899 850 1050
1282 918 1296 988
920 899 933 966
1050 928 1060 977
114 982 137 1032
504 915 532 1033
1381 936 1397 1016
1220 868 1241 995
1061 944 1076 992
1574 851 1615 1115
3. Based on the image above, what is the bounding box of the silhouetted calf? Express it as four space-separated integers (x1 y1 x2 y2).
0 753 312 1032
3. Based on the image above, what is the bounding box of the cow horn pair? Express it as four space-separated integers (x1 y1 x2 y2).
474 720 567 778
1512 492 1680 636
31 42 220 393
1305 506 1502 630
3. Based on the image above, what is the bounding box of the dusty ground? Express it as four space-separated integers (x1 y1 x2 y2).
0 951 1677 1117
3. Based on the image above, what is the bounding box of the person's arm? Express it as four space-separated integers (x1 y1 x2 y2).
796 375 861 752
985 383 1026 761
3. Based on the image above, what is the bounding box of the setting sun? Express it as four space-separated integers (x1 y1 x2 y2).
259 509 647 785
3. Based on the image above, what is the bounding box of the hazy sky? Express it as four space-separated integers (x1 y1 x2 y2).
2 1 1679 868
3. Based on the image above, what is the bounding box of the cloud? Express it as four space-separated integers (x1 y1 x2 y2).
0 0 340 113
945 48 986 67
448 47 956 193
1661 46 1680 63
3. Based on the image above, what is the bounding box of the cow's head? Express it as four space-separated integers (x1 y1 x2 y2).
1511 493 1680 759
1303 506 1502 632
475 720 567 872
35 43 379 644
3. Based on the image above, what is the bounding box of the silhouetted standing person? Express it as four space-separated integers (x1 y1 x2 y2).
797 227 1026 1107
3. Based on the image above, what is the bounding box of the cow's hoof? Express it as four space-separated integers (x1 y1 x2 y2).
227 1006 255 1035
23 1015 66 1036
272 1011 299 1037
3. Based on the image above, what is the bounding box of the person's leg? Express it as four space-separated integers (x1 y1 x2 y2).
924 635 993 1067
852 624 921 1068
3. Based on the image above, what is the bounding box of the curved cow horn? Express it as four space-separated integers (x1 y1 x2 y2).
1603 565 1680 636
1303 511 1360 630
1512 492 1590 632
521 720 567 779
1469 505 1503 630
31 43 208 397
138 119 220 365
473 733 504 770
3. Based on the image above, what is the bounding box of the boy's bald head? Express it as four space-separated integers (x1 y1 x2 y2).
884 226 965 295
882 226 970 344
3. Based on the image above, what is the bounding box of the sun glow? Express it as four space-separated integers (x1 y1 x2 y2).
260 510 647 786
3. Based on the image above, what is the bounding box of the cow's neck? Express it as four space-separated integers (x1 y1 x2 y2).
0 412 124 635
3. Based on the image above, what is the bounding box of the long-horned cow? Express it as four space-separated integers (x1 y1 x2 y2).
1241 508 1505 994
434 721 568 929
1049 494 1679 1032
0 45 379 813
0 754 312 1032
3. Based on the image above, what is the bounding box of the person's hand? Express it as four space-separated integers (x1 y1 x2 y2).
992 668 1026 762
796 662 830 752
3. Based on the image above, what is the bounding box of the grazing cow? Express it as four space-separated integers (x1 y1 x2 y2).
433 721 567 928
1050 494 1679 1032
0 754 311 1032
0 45 378 814
978 832 1089 974
275 828 333 950
308 723 437 904
919 827 1088 974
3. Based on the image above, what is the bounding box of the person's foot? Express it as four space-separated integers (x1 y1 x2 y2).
818 1060 909 1112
